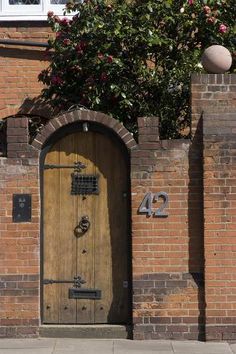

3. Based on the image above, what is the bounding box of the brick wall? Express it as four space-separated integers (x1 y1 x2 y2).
131 117 204 340
192 74 236 340
0 22 51 120
0 117 40 337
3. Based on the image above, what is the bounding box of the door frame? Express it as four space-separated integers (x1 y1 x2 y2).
39 120 132 325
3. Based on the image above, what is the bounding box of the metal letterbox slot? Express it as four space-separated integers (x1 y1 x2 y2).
69 288 101 300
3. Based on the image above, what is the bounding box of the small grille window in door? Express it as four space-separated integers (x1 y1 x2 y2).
71 174 99 195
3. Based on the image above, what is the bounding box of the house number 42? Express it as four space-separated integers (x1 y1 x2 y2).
138 192 169 217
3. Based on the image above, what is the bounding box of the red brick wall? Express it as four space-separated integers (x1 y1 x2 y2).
0 118 40 337
0 22 51 120
131 117 204 340
192 74 236 341
0 22 45 337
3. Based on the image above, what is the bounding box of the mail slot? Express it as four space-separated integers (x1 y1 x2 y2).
69 288 101 300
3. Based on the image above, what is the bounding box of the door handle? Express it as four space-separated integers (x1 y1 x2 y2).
74 215 90 237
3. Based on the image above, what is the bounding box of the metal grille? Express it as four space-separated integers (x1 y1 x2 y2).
71 174 99 195
9 0 40 4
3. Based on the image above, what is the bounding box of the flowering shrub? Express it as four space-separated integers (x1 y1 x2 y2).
39 0 236 138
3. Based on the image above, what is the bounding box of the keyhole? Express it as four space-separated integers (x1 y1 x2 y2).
46 305 51 309
82 306 87 310
100 306 104 310
82 249 87 254
64 306 68 310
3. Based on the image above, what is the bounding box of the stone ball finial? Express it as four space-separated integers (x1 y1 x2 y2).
201 45 232 74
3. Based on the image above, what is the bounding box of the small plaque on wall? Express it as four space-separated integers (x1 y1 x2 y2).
12 194 31 223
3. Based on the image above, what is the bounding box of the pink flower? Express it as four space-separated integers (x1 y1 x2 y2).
60 17 70 26
100 72 108 82
56 31 62 38
203 5 211 14
63 38 71 46
76 41 86 51
76 50 83 56
54 16 60 23
86 76 95 85
79 41 86 50
207 16 216 24
75 42 85 56
188 0 194 5
219 24 228 33
47 11 54 17
107 55 113 63
51 75 63 85
98 53 104 60
76 43 81 51
71 65 81 73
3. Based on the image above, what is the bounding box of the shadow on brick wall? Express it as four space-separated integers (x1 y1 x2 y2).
19 97 55 119
188 114 206 340
0 47 48 61
0 119 7 157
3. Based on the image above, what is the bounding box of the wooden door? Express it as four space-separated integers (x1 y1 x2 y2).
42 130 130 324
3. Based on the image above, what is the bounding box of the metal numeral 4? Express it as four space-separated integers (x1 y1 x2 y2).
138 192 168 217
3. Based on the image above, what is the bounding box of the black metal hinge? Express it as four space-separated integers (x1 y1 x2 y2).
44 161 86 172
43 276 86 288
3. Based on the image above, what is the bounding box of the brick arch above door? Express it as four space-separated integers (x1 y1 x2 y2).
31 109 137 152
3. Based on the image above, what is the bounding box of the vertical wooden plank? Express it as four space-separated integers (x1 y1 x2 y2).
93 133 112 323
58 134 77 323
75 131 95 323
94 133 129 323
43 142 61 323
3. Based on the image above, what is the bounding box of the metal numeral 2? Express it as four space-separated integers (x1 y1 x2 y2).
138 192 169 217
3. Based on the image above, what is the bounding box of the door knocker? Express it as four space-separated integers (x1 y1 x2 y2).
74 215 90 237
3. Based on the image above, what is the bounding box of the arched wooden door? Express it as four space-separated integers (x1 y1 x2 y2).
42 129 130 324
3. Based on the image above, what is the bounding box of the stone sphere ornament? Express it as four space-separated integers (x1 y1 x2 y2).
201 45 232 73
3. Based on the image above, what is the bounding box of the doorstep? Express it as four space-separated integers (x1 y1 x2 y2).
39 324 132 339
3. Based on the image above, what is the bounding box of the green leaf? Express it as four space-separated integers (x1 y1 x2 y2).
147 4 153 13
124 99 133 107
